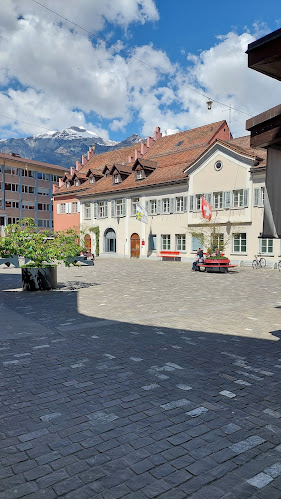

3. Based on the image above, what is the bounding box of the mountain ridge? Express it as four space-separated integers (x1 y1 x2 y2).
0 126 143 168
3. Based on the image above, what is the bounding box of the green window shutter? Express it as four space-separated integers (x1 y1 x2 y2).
184 196 188 212
189 195 194 212
122 198 126 217
157 199 161 214
105 201 108 217
170 198 174 213
111 200 115 217
223 191 231 209
243 188 249 207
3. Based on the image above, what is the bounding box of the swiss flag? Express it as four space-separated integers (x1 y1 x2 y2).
202 196 212 221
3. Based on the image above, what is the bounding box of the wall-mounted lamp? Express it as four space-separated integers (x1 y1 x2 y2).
206 100 213 110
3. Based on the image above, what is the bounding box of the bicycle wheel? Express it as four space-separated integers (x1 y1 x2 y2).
278 261 281 272
252 259 258 269
260 258 266 268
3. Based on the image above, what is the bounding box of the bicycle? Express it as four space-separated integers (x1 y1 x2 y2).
278 260 281 272
252 254 266 269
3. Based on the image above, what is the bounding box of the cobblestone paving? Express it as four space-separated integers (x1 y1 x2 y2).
0 259 281 498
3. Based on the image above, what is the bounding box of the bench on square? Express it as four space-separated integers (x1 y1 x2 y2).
197 258 238 273
157 251 181 261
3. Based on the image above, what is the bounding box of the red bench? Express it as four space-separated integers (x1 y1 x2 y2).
157 251 181 261
197 258 237 273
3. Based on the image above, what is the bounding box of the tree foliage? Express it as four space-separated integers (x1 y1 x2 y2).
0 218 84 267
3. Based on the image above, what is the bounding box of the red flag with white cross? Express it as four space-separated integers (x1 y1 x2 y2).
202 196 212 221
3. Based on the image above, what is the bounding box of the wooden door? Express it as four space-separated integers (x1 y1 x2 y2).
130 233 140 258
84 234 91 253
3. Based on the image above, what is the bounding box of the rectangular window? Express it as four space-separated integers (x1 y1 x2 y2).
60 203 66 214
131 197 139 216
162 198 170 214
212 233 224 251
84 203 91 219
5 166 18 175
175 196 184 212
176 234 186 251
150 199 157 214
5 200 19 208
22 185 35 194
114 175 120 184
7 217 19 224
149 234 157 251
213 192 223 209
99 201 105 218
22 169 35 178
137 170 143 180
37 172 49 180
38 203 49 211
233 189 244 208
116 199 123 217
192 235 203 252
195 194 202 210
22 203 35 210
161 234 171 250
5 183 19 192
72 202 78 213
233 233 247 253
38 219 50 227
261 239 273 254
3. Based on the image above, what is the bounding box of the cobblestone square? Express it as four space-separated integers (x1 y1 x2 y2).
0 260 281 498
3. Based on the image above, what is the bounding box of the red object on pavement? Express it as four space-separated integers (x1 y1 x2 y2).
202 196 212 221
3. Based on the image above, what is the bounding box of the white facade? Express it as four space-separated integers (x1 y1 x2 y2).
79 142 280 267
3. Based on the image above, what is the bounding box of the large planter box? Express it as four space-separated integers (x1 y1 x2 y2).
22 266 57 291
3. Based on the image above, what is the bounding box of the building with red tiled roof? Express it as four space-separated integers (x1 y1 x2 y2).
54 123 278 265
0 153 66 234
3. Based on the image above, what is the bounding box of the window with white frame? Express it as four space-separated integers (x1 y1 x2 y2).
150 199 157 214
162 198 170 214
22 185 35 194
5 183 19 192
5 200 19 208
176 234 186 251
195 194 202 210
37 172 49 180
161 234 171 250
38 203 49 211
213 192 223 209
99 201 106 218
72 202 78 213
254 187 264 207
175 196 184 212
131 197 139 216
114 175 120 184
89 177 95 184
60 203 66 214
261 238 273 254
116 199 123 217
233 233 246 253
136 170 143 180
233 189 244 208
38 219 50 228
84 203 91 219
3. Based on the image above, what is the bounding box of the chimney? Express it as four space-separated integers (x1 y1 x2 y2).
153 126 162 141
134 148 142 160
88 147 95 160
70 167 75 176
128 155 134 163
76 161 82 170
59 178 64 187
81 155 87 165
140 142 148 155
147 136 155 147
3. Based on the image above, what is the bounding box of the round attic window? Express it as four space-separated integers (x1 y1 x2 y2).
214 160 223 171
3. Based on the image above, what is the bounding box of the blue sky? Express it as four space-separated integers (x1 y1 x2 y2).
0 0 280 142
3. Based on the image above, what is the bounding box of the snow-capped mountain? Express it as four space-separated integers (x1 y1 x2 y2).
0 126 143 168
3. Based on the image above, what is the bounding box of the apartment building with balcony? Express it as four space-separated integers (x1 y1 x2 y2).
0 152 67 234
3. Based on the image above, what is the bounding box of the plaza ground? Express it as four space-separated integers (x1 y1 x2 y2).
0 259 281 498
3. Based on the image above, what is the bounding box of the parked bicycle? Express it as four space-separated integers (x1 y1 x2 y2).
252 254 266 269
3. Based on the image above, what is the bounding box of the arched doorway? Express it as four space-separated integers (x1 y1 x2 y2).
84 234 91 253
104 228 116 253
130 233 140 258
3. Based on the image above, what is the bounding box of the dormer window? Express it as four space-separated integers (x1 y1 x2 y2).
75 179 80 186
114 175 120 184
89 177 95 184
66 181 70 188
137 170 143 180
